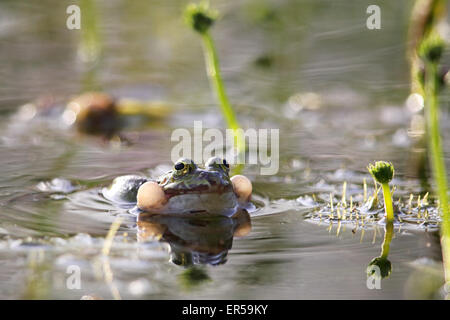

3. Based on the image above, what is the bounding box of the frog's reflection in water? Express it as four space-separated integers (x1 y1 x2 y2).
137 210 251 266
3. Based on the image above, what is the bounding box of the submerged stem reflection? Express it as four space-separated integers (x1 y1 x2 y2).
367 221 394 280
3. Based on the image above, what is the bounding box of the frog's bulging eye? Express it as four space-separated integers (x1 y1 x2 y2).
174 162 185 170
173 158 196 176
223 159 229 168
206 157 230 173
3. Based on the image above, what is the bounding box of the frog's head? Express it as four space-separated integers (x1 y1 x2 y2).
137 157 252 215
158 157 232 196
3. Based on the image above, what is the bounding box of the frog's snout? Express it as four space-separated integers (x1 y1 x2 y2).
137 181 168 211
230 175 252 203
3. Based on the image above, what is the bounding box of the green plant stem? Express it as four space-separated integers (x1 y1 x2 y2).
200 32 245 155
381 183 394 222
424 61 450 284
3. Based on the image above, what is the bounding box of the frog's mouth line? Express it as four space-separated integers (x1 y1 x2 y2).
163 184 234 199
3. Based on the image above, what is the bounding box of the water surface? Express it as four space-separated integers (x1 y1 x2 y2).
0 0 449 299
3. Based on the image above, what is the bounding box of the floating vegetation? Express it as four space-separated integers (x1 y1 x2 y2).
304 178 441 232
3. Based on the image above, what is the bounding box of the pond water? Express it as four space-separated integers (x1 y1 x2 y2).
0 0 449 299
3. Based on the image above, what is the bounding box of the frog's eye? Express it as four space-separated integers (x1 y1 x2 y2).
206 157 230 173
223 159 229 169
174 162 185 170
173 158 196 176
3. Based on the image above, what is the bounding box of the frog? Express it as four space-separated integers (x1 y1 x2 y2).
102 157 253 217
